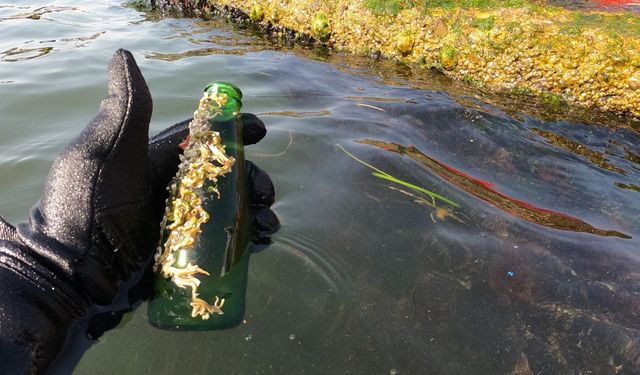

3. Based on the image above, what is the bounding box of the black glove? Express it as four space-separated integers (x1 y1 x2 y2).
0 49 278 374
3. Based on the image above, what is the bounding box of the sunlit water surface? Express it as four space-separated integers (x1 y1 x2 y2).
1 1 639 374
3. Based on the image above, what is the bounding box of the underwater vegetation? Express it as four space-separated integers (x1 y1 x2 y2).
357 139 631 239
333 133 639 372
337 143 459 208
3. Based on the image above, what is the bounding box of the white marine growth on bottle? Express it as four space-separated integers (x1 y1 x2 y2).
153 86 236 320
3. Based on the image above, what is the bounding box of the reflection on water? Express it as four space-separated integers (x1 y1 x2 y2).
145 18 265 60
0 1 639 374
258 110 331 118
531 128 628 175
0 31 103 62
1 46 53 62
146 47 248 60
0 5 75 20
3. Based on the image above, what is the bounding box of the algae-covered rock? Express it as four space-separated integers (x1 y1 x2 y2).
395 30 415 56
432 17 449 38
177 0 640 120
270 8 280 23
312 12 331 42
439 44 457 71
471 16 495 31
540 91 565 110
249 4 264 22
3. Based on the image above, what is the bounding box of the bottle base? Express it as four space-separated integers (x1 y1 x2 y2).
147 316 244 331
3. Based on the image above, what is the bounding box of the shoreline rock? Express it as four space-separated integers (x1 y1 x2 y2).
155 0 640 123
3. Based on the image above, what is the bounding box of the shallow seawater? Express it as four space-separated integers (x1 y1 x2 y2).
1 1 640 374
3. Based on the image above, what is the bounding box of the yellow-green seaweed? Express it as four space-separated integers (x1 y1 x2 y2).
312 12 331 42
249 4 264 22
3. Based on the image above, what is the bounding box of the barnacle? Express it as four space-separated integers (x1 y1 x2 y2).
153 88 236 319
190 296 225 320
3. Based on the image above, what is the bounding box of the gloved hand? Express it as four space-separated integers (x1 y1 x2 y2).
0 49 278 374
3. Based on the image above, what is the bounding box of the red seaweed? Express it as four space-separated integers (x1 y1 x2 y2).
358 139 632 239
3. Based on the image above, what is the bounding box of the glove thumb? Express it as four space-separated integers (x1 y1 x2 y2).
18 49 154 304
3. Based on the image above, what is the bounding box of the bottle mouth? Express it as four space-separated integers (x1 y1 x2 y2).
204 81 243 102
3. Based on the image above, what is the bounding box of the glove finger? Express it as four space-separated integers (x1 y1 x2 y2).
246 160 275 208
148 118 190 194
34 49 152 245
149 113 265 149
149 112 265 192
240 113 266 146
18 49 153 304
246 161 279 240
252 207 280 241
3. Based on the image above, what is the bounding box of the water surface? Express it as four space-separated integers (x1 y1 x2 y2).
0 1 639 374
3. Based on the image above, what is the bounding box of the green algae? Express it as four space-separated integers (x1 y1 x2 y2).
439 44 457 71
421 0 531 10
615 183 640 193
362 0 640 41
511 86 534 96
249 4 264 22
470 15 495 31
126 0 146 11
364 0 411 16
364 0 532 15
570 12 640 39
505 21 522 34
461 75 475 85
312 12 331 42
336 143 460 208
396 30 415 56
540 92 565 110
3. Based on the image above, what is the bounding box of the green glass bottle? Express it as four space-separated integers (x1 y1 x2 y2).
148 82 252 330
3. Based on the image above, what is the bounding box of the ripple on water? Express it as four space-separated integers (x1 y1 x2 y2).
252 232 352 338
145 47 251 61
0 2 134 67
0 5 76 21
68 231 354 374
144 17 270 61
1 46 54 62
